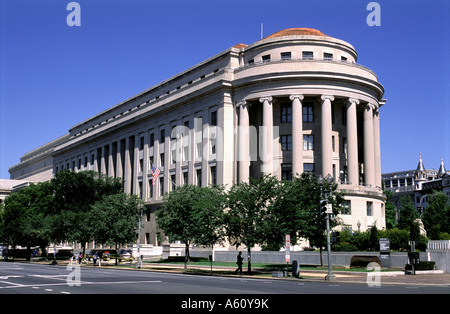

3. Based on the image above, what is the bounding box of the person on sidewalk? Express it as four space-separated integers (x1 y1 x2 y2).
235 251 243 275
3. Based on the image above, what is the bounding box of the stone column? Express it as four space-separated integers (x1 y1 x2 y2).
260 96 273 174
123 137 132 194
363 103 376 187
346 98 359 186
321 95 334 179
373 106 381 188
290 94 304 176
108 143 115 178
238 100 250 183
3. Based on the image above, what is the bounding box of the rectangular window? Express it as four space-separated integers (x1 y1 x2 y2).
304 163 314 173
171 174 176 191
210 111 217 126
160 129 165 143
262 54 271 62
303 134 314 151
281 52 291 60
324 53 333 60
159 177 164 196
303 105 314 122
342 201 351 215
281 163 292 181
183 172 188 185
367 201 373 216
341 56 347 62
281 135 292 151
302 51 313 60
210 138 216 154
149 180 153 199
196 169 202 187
150 133 154 147
281 103 292 123
210 166 217 185
160 153 165 168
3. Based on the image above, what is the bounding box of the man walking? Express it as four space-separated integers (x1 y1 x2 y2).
235 251 243 275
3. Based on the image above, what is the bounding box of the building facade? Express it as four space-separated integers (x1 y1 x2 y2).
383 155 450 213
9 28 387 246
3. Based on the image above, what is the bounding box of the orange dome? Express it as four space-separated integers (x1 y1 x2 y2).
264 28 329 39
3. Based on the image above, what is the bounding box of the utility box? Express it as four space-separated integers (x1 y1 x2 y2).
379 238 390 268
292 260 300 278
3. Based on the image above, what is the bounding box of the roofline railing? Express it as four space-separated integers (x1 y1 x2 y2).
235 57 377 78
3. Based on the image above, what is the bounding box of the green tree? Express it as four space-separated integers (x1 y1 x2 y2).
397 195 417 230
224 175 279 273
1 182 54 258
156 184 226 268
368 225 379 251
90 193 142 264
48 170 123 256
423 191 450 239
383 189 397 229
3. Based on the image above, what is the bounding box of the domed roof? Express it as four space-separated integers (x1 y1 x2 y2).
264 28 329 39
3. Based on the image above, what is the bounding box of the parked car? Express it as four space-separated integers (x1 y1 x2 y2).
118 249 134 262
87 249 117 261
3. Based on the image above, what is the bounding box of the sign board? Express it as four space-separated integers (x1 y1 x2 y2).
285 235 290 262
325 203 333 214
379 238 390 268
379 238 390 252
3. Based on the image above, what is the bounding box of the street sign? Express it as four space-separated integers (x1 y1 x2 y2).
325 203 333 214
285 235 290 262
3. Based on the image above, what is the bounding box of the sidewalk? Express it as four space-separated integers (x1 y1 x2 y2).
22 258 450 288
108 260 450 287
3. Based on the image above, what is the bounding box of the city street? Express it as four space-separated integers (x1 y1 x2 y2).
0 262 448 295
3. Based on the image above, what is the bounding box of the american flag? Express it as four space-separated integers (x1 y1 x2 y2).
152 164 161 186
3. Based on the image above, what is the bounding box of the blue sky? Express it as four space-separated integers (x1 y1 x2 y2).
0 0 449 179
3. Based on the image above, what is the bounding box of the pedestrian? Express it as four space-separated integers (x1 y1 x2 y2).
93 251 98 266
78 252 82 264
235 251 243 275
97 251 102 267
69 250 74 265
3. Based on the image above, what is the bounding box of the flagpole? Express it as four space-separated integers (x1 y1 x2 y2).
149 160 176 187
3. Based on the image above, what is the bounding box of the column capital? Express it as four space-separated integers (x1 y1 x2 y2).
347 98 360 105
235 100 250 109
364 102 377 111
289 94 304 101
321 95 335 102
259 96 273 104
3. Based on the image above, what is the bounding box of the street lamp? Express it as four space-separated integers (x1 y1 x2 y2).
136 205 143 269
318 174 336 281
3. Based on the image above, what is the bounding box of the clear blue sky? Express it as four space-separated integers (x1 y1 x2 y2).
1 0 449 179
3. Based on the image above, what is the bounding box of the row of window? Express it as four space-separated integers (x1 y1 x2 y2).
280 134 344 154
249 51 348 64
280 102 348 125
143 166 216 200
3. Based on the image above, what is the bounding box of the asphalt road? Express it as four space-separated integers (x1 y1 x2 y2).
0 262 448 296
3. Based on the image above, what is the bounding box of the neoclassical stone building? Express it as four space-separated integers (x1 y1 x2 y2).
10 28 387 246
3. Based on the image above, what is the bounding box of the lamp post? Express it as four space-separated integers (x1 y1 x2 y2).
136 205 143 269
319 175 336 281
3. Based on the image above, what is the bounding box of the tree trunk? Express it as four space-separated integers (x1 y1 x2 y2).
115 243 118 265
184 242 190 269
247 247 251 273
319 246 323 266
